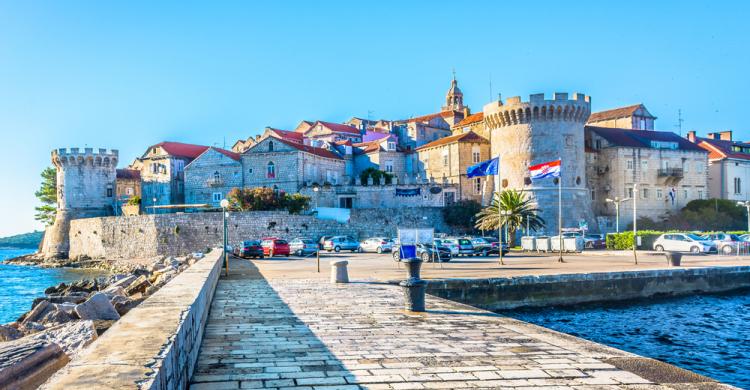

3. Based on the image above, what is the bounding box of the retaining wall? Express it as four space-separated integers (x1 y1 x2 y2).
43 249 223 389
69 207 448 259
425 266 750 311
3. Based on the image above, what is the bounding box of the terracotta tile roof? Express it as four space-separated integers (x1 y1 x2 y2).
316 121 361 135
151 141 210 159
334 140 353 146
695 137 750 160
274 137 342 160
588 104 654 123
116 168 140 180
585 126 705 152
455 112 483 127
353 136 402 155
294 120 314 133
406 110 459 123
415 131 489 151
268 128 304 143
212 147 241 161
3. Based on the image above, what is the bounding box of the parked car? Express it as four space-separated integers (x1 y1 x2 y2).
360 237 394 253
392 243 452 262
233 240 264 258
434 239 459 255
323 236 360 252
455 238 474 256
702 233 749 255
583 234 606 249
469 237 493 256
489 241 510 256
289 238 319 256
652 233 716 254
739 234 750 242
261 237 290 257
318 235 334 249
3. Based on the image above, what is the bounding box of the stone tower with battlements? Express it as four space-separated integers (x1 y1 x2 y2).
483 92 596 234
40 147 118 258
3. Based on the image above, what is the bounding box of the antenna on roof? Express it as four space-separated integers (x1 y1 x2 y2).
489 73 493 102
223 136 226 150
452 67 456 81
675 109 684 136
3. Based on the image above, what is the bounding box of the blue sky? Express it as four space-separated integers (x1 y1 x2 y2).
1 1 748 236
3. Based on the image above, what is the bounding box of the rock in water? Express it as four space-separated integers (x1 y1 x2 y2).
74 293 120 321
22 300 56 325
0 338 69 389
30 320 97 359
0 324 23 342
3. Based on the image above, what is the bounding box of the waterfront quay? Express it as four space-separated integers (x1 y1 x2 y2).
189 257 737 390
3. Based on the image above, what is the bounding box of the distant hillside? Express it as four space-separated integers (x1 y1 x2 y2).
0 231 44 249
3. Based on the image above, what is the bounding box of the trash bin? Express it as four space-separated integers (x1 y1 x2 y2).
536 236 551 252
563 237 584 253
550 236 563 252
665 251 682 266
521 236 536 252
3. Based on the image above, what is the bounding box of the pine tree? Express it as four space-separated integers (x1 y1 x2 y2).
34 167 57 226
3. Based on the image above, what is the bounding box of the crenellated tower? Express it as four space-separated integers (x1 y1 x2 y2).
483 92 596 233
41 147 118 259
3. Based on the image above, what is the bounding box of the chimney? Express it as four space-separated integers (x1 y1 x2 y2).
707 132 718 140
686 130 697 143
719 130 733 141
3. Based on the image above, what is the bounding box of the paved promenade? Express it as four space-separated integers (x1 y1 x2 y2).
190 258 729 389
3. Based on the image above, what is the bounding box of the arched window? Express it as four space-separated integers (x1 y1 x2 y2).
267 162 275 179
213 171 220 181
268 141 274 152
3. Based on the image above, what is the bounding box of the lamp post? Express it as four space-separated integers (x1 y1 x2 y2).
605 197 631 233
313 184 320 210
152 197 157 215
738 201 750 232
220 198 230 276
633 184 638 265
499 209 510 265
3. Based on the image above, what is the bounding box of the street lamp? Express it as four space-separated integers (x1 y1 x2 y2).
220 198 230 276
152 197 157 215
605 197 631 233
312 184 320 210
499 209 510 265
632 184 638 264
738 201 750 232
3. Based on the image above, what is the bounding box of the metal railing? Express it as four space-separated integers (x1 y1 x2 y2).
657 168 684 178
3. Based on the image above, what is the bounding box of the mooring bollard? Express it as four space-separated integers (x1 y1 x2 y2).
331 260 349 283
399 257 426 312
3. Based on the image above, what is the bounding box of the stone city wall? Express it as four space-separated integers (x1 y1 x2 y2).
43 249 223 389
69 207 449 259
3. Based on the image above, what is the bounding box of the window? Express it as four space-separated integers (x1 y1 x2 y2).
268 141 274 152
657 189 663 199
683 189 688 199
626 187 633 198
387 142 396 151
595 140 602 149
248 168 253 174
642 188 649 199
384 161 394 173
443 153 449 167
213 171 221 181
734 177 742 194
267 162 275 178
106 186 113 197
641 160 648 171
175 160 184 172
212 192 222 202
696 162 704 173
474 178 481 195
591 190 595 200
627 160 634 170
698 190 704 199
472 146 481 163
126 187 134 196
683 161 689 173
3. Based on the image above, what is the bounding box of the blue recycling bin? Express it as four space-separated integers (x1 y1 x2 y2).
399 245 417 260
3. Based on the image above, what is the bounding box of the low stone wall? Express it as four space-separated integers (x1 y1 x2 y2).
69 207 449 259
43 249 223 389
425 266 750 311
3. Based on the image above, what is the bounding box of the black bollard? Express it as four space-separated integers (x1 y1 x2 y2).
399 257 426 312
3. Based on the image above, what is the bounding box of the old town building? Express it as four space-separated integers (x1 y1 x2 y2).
587 103 656 130
687 130 750 201
585 126 708 231
298 121 363 145
415 131 491 204
115 168 141 212
184 147 242 207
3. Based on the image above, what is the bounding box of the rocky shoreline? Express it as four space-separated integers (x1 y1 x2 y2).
0 252 206 389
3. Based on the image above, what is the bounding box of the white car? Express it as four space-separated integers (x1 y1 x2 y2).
652 233 717 254
435 239 459 255
359 237 394 253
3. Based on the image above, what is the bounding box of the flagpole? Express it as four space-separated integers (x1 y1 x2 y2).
496 155 504 265
558 157 564 263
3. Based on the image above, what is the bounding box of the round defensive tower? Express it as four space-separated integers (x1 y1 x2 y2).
41 147 118 259
483 92 596 234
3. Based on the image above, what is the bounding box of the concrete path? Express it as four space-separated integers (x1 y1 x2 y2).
190 259 729 389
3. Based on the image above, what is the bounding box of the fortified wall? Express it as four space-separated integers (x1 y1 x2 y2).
68 207 449 259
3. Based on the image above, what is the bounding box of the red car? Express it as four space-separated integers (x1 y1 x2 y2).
261 238 290 257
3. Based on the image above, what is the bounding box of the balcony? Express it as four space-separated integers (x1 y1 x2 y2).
206 178 224 187
657 168 684 178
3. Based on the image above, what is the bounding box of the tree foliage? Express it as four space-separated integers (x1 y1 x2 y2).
475 189 545 242
34 167 57 226
628 198 747 231
227 187 311 214
359 167 393 186
442 200 482 232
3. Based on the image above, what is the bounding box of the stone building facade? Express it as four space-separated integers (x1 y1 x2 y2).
184 147 242 207
40 147 118 258
687 130 750 201
587 104 656 130
139 142 212 213
416 131 492 204
586 126 709 231
300 182 456 209
483 93 596 235
115 168 141 214
352 135 412 179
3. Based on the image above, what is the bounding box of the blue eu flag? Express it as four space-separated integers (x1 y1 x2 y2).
466 157 499 178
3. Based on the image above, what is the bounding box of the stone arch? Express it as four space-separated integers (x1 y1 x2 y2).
103 157 110 166
563 105 571 120
503 111 511 126
95 156 102 166
516 108 524 124
556 105 563 120
533 106 539 120
540 106 547 120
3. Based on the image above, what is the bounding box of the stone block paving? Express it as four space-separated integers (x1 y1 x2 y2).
189 262 714 390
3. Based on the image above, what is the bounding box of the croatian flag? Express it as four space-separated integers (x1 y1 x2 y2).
529 160 561 180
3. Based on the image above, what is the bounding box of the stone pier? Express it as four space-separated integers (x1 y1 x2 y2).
190 259 729 389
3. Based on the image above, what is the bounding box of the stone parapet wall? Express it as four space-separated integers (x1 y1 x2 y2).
69 208 449 259
43 249 223 390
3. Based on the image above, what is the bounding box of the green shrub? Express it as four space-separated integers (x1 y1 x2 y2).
227 187 310 214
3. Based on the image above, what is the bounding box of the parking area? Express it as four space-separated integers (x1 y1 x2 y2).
233 249 750 282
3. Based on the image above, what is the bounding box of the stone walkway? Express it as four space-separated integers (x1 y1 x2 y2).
190 260 729 389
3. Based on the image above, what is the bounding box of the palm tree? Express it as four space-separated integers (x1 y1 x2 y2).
475 189 545 244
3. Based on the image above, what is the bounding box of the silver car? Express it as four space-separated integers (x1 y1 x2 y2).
360 237 394 253
323 236 360 252
289 238 319 256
